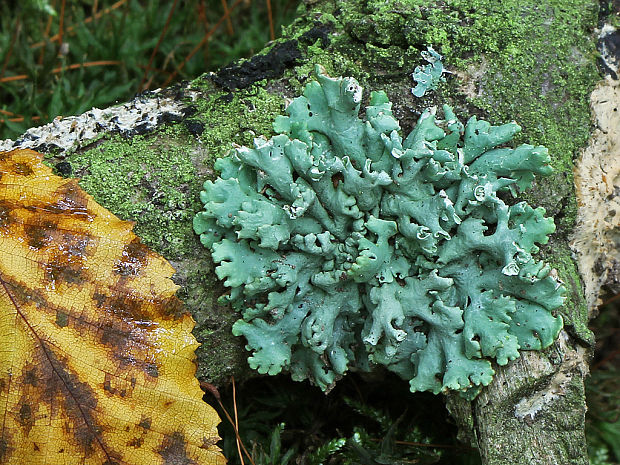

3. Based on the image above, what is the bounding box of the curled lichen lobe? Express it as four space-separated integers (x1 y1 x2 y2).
194 68 565 398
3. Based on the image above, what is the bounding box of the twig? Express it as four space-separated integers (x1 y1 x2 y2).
601 293 620 306
369 438 475 450
0 116 41 124
591 346 620 371
58 0 66 49
38 14 54 65
232 377 245 465
0 60 121 83
1 18 21 80
197 0 210 30
266 0 274 41
0 109 42 124
221 0 234 35
197 0 211 64
200 380 256 465
138 0 180 92
30 0 129 48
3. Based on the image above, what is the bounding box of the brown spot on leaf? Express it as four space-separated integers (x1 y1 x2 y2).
104 294 149 321
56 310 69 327
102 373 131 398
96 318 154 362
24 221 57 249
46 181 91 220
23 368 38 387
13 162 34 176
4 280 49 311
159 432 197 465
19 342 111 458
62 231 91 258
138 417 152 430
99 323 124 348
103 375 114 395
93 291 107 307
114 239 149 276
0 435 12 462
145 363 159 378
114 350 162 380
128 436 144 448
0 202 11 229
200 436 219 449
45 253 87 286
17 402 34 434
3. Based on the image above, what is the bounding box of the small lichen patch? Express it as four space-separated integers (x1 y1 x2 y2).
0 88 192 156
598 24 620 78
411 46 446 97
195 69 565 399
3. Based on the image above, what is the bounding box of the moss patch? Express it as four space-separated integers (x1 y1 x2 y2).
66 130 200 258
541 243 592 344
190 81 285 151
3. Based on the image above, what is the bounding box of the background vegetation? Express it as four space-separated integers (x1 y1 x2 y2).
1 1 618 464
0 0 298 139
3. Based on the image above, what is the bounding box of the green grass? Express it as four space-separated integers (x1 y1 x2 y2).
0 0 299 139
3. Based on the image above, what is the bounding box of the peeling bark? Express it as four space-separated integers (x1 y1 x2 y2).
572 77 620 304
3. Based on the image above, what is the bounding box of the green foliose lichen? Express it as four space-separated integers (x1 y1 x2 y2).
194 68 566 399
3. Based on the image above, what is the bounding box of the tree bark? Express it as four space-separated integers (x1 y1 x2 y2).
3 1 614 464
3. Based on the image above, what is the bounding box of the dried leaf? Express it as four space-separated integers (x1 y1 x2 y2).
0 149 225 465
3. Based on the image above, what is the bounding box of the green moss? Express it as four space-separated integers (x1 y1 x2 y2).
288 0 598 192
542 244 592 344
67 129 199 258
320 0 598 162
60 83 284 258
191 81 285 153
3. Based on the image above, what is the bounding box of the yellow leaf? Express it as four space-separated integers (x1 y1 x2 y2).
0 149 225 465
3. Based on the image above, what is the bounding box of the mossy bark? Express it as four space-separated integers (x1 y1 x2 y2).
20 0 608 464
